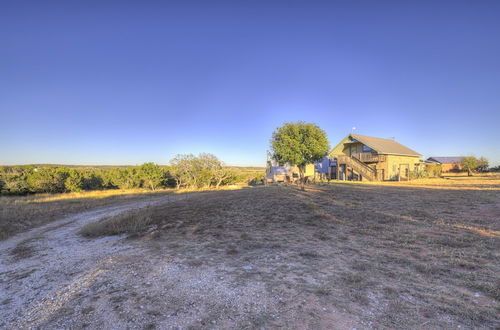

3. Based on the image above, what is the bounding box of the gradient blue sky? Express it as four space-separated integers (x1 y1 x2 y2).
1 1 499 166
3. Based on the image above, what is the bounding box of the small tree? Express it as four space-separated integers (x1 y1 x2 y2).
271 121 329 190
169 153 237 189
461 156 478 176
477 157 489 172
169 154 196 188
139 163 165 190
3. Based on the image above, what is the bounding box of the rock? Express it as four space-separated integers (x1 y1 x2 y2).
242 265 253 270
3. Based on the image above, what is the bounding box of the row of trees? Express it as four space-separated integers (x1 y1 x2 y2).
0 154 260 195
0 163 171 194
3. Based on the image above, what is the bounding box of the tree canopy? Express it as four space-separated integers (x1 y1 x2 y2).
271 122 329 189
271 121 329 167
169 153 241 189
462 156 489 175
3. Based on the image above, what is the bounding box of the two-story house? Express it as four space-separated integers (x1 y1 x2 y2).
325 134 422 181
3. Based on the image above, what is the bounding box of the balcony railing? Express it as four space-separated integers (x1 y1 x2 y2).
352 152 386 163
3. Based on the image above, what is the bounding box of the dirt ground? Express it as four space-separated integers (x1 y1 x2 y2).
0 179 499 329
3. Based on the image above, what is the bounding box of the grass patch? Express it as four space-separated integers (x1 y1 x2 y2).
79 210 153 237
118 182 499 328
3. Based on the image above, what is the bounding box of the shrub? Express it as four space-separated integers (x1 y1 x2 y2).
82 170 104 190
425 163 442 178
79 211 153 237
248 172 266 185
26 167 68 193
65 169 84 192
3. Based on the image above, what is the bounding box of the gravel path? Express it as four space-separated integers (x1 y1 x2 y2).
0 194 183 329
0 190 360 329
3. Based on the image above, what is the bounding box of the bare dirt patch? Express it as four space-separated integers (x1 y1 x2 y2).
1 181 499 329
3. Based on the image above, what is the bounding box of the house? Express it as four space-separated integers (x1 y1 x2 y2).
427 157 464 172
322 134 422 181
265 159 315 183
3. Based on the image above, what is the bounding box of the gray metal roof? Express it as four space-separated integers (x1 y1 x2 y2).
427 157 464 164
350 134 422 157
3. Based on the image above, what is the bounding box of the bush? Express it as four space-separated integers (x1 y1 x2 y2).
248 172 266 185
82 170 104 190
425 163 442 177
26 167 68 193
489 165 500 172
65 169 84 192
79 211 153 237
1 156 241 195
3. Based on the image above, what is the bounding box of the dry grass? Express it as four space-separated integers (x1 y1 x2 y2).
327 174 500 190
0 186 243 240
79 210 153 237
86 177 499 328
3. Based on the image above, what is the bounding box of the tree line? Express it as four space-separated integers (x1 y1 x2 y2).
0 154 264 195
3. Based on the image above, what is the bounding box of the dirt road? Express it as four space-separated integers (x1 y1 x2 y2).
0 194 185 329
4 183 494 328
0 189 359 329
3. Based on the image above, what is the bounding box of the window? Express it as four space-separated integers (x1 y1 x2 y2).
362 145 372 152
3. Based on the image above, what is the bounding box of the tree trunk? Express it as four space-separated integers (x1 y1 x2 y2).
299 165 305 191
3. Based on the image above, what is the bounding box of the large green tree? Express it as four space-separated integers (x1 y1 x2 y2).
271 121 329 189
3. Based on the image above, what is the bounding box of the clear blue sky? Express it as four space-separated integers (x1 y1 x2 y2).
1 1 499 166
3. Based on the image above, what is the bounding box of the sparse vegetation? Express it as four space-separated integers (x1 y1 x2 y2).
0 163 263 195
462 156 489 176
79 210 153 237
74 178 500 328
169 153 243 189
1 176 499 328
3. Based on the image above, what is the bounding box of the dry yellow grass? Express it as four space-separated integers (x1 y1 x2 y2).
83 183 499 328
0 185 246 240
322 174 500 190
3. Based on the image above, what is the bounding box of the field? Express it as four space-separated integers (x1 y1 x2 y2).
0 176 499 328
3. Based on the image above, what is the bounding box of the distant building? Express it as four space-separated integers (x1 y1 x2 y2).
427 157 464 172
317 134 423 181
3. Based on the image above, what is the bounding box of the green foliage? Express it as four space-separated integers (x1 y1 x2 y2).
110 168 143 189
489 165 500 172
169 153 241 188
0 167 30 194
461 156 478 173
461 156 489 175
1 160 252 195
477 157 489 172
271 121 329 174
426 163 442 177
65 169 84 192
81 170 104 190
26 167 69 193
248 172 266 185
138 163 165 190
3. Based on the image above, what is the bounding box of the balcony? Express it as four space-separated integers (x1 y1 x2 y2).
352 152 386 163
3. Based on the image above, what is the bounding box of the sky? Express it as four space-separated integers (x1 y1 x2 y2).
1 0 499 167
